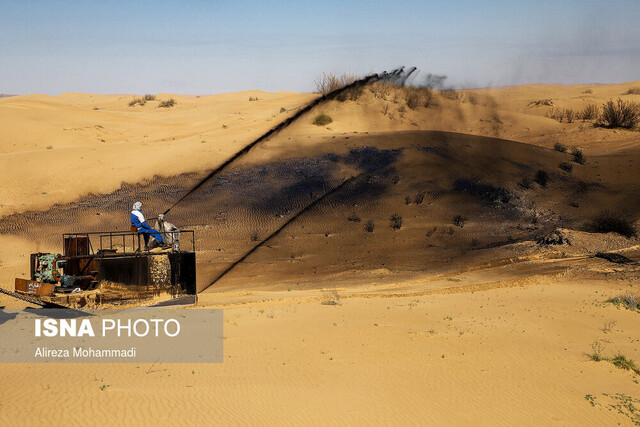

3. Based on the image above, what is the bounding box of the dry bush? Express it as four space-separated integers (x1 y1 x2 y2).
528 99 553 107
314 72 359 96
279 107 286 113
534 170 549 187
313 113 332 126
587 210 637 237
406 91 420 110
571 147 586 164
581 104 599 120
596 98 640 128
624 87 640 95
364 220 375 233
583 88 593 94
128 97 146 107
143 94 156 101
558 162 573 173
158 98 176 108
320 289 341 305
553 142 567 153
390 214 402 230
452 215 466 228
546 107 564 122
440 89 460 100
248 96 259 101
590 340 605 361
564 109 575 123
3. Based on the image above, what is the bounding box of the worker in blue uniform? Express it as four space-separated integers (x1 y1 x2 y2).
130 201 164 251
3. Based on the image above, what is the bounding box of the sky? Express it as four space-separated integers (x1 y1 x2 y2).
1 0 639 94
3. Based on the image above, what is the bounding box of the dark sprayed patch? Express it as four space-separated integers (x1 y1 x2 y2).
454 179 514 204
343 147 402 172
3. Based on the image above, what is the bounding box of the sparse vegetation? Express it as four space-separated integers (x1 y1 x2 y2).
518 177 533 189
158 98 176 108
611 354 640 375
534 170 549 187
249 96 259 101
581 104 599 120
406 92 420 110
590 340 605 362
546 108 564 122
314 72 359 96
46 145 53 150
571 147 586 164
452 215 465 228
624 87 640 95
607 294 640 311
582 88 593 94
596 98 640 128
587 210 637 237
528 99 553 107
390 214 402 230
440 89 459 100
553 142 567 153
602 319 616 333
250 231 259 242
313 113 333 126
564 108 575 123
128 97 146 107
558 162 573 173
347 213 361 223
144 94 156 101
320 289 341 306
364 220 375 233
414 193 424 205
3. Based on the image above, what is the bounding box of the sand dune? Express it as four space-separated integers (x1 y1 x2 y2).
1 82 640 425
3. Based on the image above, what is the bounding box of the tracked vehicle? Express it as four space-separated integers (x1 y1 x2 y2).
4 230 196 308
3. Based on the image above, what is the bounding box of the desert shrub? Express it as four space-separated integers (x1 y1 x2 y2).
406 92 420 110
564 109 575 123
364 220 375 233
313 113 333 126
144 94 156 101
314 72 359 96
581 104 599 120
546 107 564 122
397 105 406 113
587 210 637 237
590 341 605 362
528 99 553 107
571 147 586 164
597 98 640 128
347 213 361 222
608 294 640 310
128 97 146 107
610 354 640 374
558 162 573 173
405 196 411 205
251 231 259 242
534 170 549 187
414 193 424 204
390 214 402 230
46 145 53 150
248 96 258 101
279 107 286 113
518 177 533 189
158 98 176 108
452 215 466 228
440 89 459 100
553 142 567 153
583 88 593 94
624 87 640 95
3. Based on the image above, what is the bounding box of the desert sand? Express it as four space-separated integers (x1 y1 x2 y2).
1 81 640 425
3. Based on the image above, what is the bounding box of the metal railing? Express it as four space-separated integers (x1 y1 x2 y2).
62 230 195 257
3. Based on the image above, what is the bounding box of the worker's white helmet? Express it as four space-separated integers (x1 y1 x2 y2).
133 201 142 210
